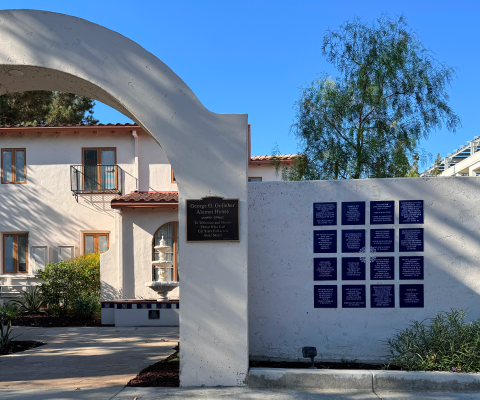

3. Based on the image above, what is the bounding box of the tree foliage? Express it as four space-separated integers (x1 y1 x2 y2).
430 153 443 177
0 91 98 125
283 14 460 180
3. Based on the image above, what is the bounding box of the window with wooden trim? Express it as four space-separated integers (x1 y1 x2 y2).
3 233 28 274
82 148 116 191
2 149 26 184
153 222 178 281
84 233 109 254
171 168 176 183
248 177 262 182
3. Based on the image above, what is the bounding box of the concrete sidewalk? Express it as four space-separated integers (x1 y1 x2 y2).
2 387 480 399
0 326 178 391
1 326 479 399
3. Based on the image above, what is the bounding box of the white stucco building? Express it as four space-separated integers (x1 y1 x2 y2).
0 123 293 312
421 136 480 177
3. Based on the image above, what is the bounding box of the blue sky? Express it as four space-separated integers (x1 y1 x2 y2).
3 1 480 170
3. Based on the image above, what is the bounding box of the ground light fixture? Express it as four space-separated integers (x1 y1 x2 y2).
302 346 317 369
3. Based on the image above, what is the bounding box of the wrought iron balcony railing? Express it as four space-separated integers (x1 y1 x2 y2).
70 165 123 196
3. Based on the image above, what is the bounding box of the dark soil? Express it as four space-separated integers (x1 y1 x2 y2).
249 360 401 370
127 345 180 387
8 314 111 327
0 340 46 356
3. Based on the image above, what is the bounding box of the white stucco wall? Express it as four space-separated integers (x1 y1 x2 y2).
248 177 480 362
248 164 283 182
120 208 179 300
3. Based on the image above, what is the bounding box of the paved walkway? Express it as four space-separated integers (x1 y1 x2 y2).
0 326 178 392
1 387 480 399
1 327 479 399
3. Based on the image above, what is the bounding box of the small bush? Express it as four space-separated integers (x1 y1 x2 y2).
0 302 19 319
0 319 18 355
38 253 100 315
73 294 101 319
11 286 46 314
387 310 480 372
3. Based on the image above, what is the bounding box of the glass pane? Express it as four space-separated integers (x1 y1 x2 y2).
101 165 115 190
101 150 115 165
154 223 174 262
83 150 98 191
15 150 25 182
85 235 95 254
83 150 98 165
98 235 108 253
4 236 14 272
3 150 12 182
18 236 27 272
84 165 98 191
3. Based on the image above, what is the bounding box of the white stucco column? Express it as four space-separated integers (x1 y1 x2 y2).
0 9 248 386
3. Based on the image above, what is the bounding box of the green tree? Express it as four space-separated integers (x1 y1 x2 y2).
430 153 443 177
283 15 460 180
405 152 420 177
0 91 98 125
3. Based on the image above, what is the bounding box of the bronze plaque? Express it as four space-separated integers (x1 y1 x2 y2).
186 196 239 242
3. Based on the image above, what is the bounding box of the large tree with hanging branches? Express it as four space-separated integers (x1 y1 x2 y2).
279 14 460 180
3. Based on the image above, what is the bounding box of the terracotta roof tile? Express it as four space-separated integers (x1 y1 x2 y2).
250 154 297 161
0 123 138 128
112 191 178 203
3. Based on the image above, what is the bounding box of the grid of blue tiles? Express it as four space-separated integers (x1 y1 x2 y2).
101 302 179 309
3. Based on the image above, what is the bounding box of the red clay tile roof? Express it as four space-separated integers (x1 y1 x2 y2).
111 191 178 208
0 123 138 128
250 154 297 161
113 191 178 202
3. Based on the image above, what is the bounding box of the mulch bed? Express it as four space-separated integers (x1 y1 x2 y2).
8 314 109 327
127 345 180 387
0 340 46 356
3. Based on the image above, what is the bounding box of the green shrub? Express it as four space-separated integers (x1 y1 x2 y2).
0 319 18 355
73 294 101 319
0 302 19 319
38 253 100 315
11 286 46 314
387 310 480 372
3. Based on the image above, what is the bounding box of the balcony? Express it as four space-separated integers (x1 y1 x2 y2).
70 165 123 196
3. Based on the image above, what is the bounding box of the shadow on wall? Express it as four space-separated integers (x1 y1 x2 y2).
247 177 480 362
77 193 117 218
101 281 124 301
0 174 112 251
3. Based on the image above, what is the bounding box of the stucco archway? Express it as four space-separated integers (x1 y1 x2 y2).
0 9 248 387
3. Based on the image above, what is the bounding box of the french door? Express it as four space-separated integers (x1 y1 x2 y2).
83 148 116 191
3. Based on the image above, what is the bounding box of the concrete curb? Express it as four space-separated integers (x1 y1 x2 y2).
249 368 480 392
248 368 372 390
373 370 480 392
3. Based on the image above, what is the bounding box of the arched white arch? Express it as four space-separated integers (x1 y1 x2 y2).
0 9 248 387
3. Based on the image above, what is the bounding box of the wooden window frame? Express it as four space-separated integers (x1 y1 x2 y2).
248 177 262 182
171 168 176 183
83 232 110 254
81 147 117 165
1 148 27 184
153 222 178 281
3 233 28 274
81 147 117 191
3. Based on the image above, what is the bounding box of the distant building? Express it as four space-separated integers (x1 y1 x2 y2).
421 136 480 177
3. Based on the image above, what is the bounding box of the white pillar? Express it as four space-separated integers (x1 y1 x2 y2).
132 130 139 191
